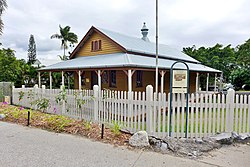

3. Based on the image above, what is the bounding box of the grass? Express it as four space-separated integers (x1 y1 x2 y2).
107 107 249 137
111 121 121 136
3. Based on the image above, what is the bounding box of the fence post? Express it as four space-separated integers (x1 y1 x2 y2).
60 85 65 114
21 85 25 106
42 85 46 91
93 85 99 122
146 85 153 134
42 85 46 99
12 85 15 105
226 88 235 132
33 84 38 110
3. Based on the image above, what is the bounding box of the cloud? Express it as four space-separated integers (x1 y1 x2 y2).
1 0 250 63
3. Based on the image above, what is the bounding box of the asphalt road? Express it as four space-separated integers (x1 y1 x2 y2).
0 121 249 167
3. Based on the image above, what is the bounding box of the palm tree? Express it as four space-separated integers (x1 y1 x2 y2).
0 0 7 35
51 25 78 60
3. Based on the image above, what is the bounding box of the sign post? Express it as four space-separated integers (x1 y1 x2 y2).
169 61 190 138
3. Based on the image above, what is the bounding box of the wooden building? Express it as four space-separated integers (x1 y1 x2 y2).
39 23 221 93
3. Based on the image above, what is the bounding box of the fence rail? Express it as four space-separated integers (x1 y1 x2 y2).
12 85 250 139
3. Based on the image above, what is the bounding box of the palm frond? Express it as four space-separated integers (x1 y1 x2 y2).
52 25 78 57
0 0 7 14
0 0 7 35
68 32 78 43
51 34 62 39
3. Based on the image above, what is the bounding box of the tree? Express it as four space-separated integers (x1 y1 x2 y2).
0 46 37 87
183 44 236 82
27 34 37 64
0 0 7 35
230 67 250 90
51 25 78 60
236 39 250 67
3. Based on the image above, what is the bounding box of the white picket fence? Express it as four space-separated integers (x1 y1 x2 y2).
12 85 94 121
12 85 250 139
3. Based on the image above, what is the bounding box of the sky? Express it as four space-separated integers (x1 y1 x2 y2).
1 0 250 65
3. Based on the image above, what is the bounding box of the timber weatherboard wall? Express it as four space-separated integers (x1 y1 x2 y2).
76 32 123 57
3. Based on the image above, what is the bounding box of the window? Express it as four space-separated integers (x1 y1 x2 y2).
109 70 116 87
81 72 86 86
102 71 108 84
136 70 143 87
91 40 102 51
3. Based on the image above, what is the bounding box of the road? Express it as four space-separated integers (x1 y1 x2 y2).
0 121 249 167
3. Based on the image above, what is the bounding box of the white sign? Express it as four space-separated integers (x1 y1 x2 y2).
172 88 187 93
173 70 187 87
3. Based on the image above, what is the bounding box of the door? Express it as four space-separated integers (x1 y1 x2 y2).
91 71 98 88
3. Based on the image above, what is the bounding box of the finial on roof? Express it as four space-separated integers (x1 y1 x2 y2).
141 22 149 42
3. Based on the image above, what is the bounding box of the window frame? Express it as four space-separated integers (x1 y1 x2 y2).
91 40 102 52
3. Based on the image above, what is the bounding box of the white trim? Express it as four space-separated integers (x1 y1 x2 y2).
206 73 209 93
62 71 65 86
78 70 81 90
49 72 52 89
98 70 101 91
38 72 41 88
196 72 199 93
128 69 132 92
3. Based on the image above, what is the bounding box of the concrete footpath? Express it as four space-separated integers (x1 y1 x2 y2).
0 122 249 167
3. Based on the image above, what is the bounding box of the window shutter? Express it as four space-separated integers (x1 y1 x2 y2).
99 40 102 50
91 41 94 51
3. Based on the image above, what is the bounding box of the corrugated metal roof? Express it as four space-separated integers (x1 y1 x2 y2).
40 53 220 73
97 27 199 63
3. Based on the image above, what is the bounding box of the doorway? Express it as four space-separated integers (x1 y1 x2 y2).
91 71 98 88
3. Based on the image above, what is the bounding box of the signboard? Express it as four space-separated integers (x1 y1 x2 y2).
173 70 187 87
169 61 189 138
172 88 187 93
172 70 187 93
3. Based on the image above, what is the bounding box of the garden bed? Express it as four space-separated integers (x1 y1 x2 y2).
0 102 132 147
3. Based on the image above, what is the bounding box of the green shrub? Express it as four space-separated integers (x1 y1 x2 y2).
111 121 121 136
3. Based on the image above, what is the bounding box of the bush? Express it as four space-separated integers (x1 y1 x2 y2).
243 84 250 91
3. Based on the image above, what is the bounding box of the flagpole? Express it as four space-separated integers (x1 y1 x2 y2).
155 0 159 94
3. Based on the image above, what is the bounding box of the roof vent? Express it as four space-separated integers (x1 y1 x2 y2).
141 22 149 42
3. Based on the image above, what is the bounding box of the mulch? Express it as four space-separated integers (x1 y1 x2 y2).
0 103 132 147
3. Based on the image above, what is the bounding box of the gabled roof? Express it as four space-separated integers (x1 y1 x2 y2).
70 26 199 63
98 27 199 63
40 53 221 73
69 26 126 59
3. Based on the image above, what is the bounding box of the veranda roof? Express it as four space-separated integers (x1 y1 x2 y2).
39 53 221 73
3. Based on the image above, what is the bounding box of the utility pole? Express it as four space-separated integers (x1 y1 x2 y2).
155 0 159 94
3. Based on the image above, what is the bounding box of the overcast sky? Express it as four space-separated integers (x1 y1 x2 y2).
1 0 250 65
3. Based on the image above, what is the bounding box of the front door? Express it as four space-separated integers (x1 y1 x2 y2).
91 71 98 88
